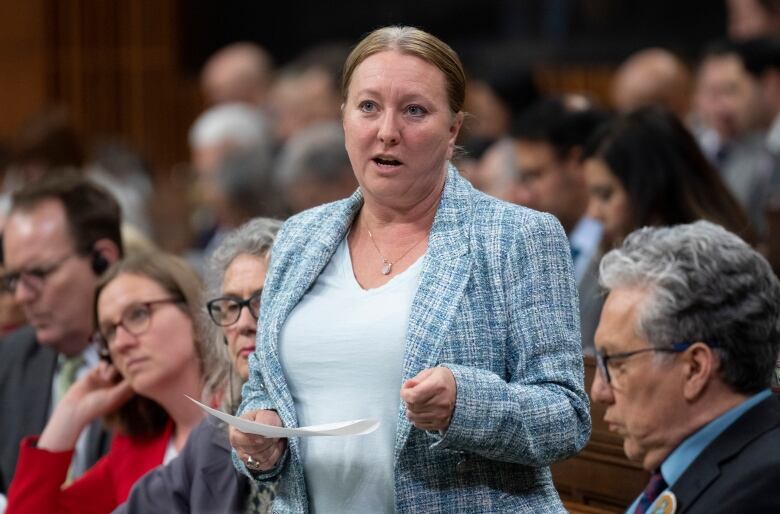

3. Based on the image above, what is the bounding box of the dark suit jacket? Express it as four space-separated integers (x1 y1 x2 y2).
0 325 109 493
114 417 259 514
670 394 780 513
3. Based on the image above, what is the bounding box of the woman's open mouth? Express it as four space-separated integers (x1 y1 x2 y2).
373 156 403 168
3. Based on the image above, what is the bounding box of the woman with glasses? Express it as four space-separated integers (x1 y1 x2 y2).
6 251 222 514
115 217 281 514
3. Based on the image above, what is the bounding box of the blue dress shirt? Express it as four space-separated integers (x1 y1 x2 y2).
625 389 773 513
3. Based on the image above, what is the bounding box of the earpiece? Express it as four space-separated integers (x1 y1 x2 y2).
91 251 109 275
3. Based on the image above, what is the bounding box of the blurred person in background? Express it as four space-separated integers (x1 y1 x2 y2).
0 236 25 337
460 63 540 201
611 48 693 121
736 37 780 154
200 42 275 108
268 44 348 143
87 139 155 239
187 103 273 268
6 251 220 514
116 218 281 514
736 37 780 276
212 146 287 225
0 110 85 225
274 121 357 214
463 137 521 202
583 106 755 248
0 175 123 508
692 40 775 234
461 63 540 145
511 97 610 355
726 0 780 40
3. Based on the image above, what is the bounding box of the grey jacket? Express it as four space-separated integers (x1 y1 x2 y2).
115 417 267 514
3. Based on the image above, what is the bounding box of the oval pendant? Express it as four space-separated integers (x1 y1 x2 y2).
381 262 392 275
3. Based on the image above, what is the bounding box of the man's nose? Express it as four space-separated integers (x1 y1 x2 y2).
590 368 615 405
13 280 38 304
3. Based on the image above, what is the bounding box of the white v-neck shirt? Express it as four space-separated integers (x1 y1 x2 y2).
278 236 423 513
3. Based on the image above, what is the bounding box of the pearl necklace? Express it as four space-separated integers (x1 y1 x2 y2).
366 228 427 275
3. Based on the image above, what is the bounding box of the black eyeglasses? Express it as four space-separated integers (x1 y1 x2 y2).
2 253 75 294
99 298 184 346
596 339 720 386
207 289 262 327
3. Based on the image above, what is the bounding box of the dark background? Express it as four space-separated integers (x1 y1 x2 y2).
181 0 728 73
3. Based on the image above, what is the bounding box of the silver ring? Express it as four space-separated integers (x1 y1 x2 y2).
246 455 262 471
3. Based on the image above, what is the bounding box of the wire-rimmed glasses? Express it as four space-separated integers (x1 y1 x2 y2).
596 339 720 386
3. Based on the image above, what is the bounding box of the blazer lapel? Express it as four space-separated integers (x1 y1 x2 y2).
394 167 472 458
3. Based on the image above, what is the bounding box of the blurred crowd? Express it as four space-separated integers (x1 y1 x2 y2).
2 7 777 349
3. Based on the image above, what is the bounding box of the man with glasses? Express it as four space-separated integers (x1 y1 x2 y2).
591 221 780 514
0 174 123 506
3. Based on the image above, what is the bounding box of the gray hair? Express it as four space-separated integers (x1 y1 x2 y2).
202 217 282 411
188 103 270 149
274 121 351 188
215 146 287 220
599 220 780 393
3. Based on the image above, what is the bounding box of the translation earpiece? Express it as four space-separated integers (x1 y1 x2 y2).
91 251 109 275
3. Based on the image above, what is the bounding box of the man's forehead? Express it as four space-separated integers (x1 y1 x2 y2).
5 200 72 253
595 288 649 351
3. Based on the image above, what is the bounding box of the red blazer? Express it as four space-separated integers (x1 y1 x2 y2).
6 422 173 514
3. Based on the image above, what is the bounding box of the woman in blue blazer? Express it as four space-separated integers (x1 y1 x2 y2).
230 26 591 513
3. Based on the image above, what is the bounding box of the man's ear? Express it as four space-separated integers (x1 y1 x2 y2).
681 342 717 401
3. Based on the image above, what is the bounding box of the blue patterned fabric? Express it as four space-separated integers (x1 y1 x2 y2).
233 166 591 513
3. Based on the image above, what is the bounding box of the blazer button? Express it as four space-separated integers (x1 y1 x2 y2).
456 458 468 473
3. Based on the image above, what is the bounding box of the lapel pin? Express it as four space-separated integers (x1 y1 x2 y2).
649 491 677 514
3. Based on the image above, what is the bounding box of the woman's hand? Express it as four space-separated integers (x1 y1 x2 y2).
39 361 134 451
229 409 287 472
401 367 457 432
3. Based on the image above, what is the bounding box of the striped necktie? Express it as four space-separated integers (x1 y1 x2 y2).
634 470 668 514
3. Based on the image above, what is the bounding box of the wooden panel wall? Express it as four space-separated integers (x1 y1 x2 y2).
45 0 200 171
535 64 615 107
0 0 49 141
47 0 202 250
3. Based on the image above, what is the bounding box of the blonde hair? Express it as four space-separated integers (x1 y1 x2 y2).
341 26 466 114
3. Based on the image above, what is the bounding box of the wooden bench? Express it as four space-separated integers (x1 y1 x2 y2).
563 499 621 514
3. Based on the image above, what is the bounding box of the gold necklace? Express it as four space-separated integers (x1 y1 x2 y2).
366 228 427 275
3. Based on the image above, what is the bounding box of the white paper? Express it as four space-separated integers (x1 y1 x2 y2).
186 396 380 437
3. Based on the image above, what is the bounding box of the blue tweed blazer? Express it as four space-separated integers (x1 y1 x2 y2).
236 166 591 513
